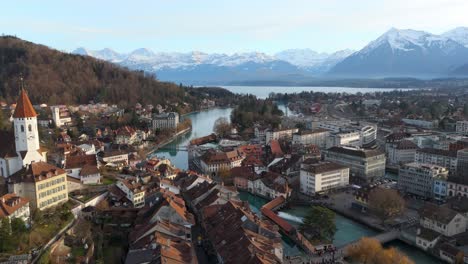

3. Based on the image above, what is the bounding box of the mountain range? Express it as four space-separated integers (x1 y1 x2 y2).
73 27 468 84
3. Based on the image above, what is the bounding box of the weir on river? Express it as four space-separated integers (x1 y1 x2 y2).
151 102 442 263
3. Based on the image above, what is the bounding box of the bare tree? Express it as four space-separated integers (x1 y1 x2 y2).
368 188 405 224
213 117 231 138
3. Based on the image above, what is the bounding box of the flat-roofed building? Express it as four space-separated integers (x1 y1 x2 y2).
398 163 448 199
300 160 349 195
323 146 386 183
292 129 329 148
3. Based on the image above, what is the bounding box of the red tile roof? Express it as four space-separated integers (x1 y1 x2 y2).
0 193 29 218
261 208 295 234
270 140 283 157
9 162 66 183
13 89 37 118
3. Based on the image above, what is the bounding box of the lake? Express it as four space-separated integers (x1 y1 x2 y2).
219 85 414 99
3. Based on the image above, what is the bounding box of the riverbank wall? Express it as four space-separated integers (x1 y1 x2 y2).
147 127 191 156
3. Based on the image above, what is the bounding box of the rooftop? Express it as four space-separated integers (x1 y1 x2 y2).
326 146 385 158
0 193 29 218
9 162 66 184
302 161 348 174
419 203 458 224
13 89 38 118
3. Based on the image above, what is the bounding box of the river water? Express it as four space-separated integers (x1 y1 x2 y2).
153 86 440 263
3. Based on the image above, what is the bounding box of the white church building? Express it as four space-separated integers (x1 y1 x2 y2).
0 89 47 178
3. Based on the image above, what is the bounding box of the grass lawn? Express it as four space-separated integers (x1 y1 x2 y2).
102 176 117 185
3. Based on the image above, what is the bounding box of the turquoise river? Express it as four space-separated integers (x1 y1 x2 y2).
153 86 441 263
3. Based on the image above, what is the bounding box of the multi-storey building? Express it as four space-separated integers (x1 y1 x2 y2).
456 121 468 135
326 131 361 149
415 148 458 173
199 149 244 175
152 112 179 130
116 179 145 208
398 163 448 199
265 128 299 143
50 105 72 127
323 146 386 183
386 140 419 166
457 148 468 178
8 162 68 210
292 129 329 148
0 193 30 225
402 118 438 129
419 203 466 237
300 160 349 196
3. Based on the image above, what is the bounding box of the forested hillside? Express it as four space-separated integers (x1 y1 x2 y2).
0 36 193 108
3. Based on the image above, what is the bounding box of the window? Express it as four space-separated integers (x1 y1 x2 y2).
28 124 32 132
21 125 24 132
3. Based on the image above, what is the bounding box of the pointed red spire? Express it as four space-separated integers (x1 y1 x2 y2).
13 89 37 118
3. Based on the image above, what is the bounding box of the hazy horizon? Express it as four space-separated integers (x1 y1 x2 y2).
2 0 468 54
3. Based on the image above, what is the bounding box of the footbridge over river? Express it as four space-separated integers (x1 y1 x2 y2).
260 196 401 260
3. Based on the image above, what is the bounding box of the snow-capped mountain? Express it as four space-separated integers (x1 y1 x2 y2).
72 27 468 83
442 27 468 48
329 28 468 77
73 47 124 62
274 49 354 73
275 49 329 67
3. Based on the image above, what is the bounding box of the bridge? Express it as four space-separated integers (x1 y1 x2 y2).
286 230 401 263
157 145 190 151
339 229 400 251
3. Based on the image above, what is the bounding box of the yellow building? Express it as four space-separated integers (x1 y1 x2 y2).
8 162 68 210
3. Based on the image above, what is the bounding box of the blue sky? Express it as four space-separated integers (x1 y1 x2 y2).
2 0 467 54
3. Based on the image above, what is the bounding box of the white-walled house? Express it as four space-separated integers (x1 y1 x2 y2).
419 203 466 237
116 179 145 208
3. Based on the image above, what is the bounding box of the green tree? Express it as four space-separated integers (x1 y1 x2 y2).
11 218 27 234
0 218 14 252
299 206 336 243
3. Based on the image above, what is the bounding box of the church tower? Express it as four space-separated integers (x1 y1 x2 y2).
13 88 45 166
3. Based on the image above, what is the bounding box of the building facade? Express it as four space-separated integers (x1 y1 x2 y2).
292 129 329 148
8 162 68 210
456 121 468 135
50 105 72 127
300 160 349 196
398 163 448 199
415 148 458 173
152 112 179 130
116 179 145 208
323 146 386 182
265 128 299 143
386 140 418 166
0 193 30 225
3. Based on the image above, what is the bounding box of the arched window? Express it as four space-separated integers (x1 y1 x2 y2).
28 124 32 132
21 125 24 132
